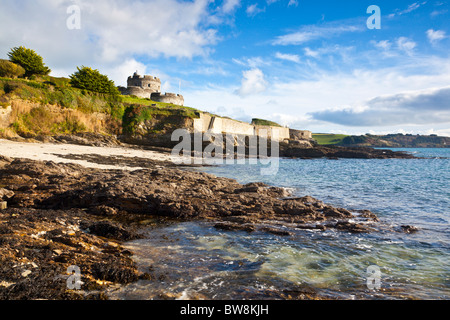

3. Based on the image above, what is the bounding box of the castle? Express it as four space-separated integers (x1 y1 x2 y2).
117 72 312 142
118 71 185 106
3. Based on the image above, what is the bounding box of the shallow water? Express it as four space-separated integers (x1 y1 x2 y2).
110 148 449 300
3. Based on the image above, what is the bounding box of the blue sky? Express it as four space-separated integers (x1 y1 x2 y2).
1 0 449 136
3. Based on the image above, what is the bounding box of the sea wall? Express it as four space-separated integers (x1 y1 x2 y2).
193 112 290 141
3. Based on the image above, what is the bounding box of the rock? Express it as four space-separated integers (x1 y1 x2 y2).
81 221 140 241
214 222 255 233
91 205 119 216
260 227 293 236
400 225 419 234
0 188 14 200
296 224 326 231
0 201 7 210
334 221 373 233
279 144 417 159
21 270 32 278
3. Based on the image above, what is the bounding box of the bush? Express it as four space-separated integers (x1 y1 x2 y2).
7 46 51 77
70 66 120 96
0 59 25 78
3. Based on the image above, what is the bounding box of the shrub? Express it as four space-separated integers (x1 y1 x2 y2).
69 66 120 96
7 46 51 77
0 59 25 78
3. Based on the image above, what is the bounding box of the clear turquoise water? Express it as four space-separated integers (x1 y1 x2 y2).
112 148 449 300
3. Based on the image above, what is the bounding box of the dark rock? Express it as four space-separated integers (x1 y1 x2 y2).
296 224 326 231
214 222 256 233
334 221 373 233
80 221 140 241
400 225 419 233
260 227 293 236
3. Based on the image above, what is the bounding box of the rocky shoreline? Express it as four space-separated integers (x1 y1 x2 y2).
0 136 419 300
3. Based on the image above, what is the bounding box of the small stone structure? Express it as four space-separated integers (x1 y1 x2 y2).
118 71 184 106
290 128 312 140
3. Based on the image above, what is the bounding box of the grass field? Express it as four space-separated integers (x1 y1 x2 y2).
312 133 349 145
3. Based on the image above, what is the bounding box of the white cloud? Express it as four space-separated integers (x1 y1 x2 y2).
371 40 392 51
389 1 428 17
426 29 447 44
272 24 362 46
232 56 271 68
246 3 265 16
0 0 219 79
236 68 268 96
288 0 299 7
431 9 448 17
310 86 450 126
397 37 417 55
275 52 300 63
304 47 319 58
185 55 450 134
222 0 241 13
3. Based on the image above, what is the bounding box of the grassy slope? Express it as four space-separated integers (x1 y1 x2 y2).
312 133 349 145
0 76 201 138
251 118 282 127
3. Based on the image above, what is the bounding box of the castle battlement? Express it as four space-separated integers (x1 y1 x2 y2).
151 92 184 105
118 71 184 105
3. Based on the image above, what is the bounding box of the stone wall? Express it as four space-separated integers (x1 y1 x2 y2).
290 129 312 140
255 125 290 140
118 86 154 99
150 93 184 106
192 112 290 141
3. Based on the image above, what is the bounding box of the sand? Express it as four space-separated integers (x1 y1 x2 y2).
0 139 174 170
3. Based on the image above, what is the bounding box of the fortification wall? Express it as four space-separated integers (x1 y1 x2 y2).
254 125 290 141
120 87 153 99
151 92 184 106
192 112 289 141
220 118 255 136
126 73 161 94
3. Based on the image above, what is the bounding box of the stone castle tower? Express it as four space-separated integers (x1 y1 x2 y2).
118 71 184 106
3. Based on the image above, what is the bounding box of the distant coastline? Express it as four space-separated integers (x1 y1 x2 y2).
313 133 450 148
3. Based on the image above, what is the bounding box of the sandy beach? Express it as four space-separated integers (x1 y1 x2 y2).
0 139 173 171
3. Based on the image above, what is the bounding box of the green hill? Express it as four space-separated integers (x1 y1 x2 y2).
312 133 349 145
0 76 200 139
312 133 449 148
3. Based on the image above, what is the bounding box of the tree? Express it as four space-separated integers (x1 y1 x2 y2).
69 66 120 96
0 59 25 78
7 46 51 77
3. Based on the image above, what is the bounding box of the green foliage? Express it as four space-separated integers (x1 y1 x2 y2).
70 66 120 96
54 117 87 134
251 118 282 127
0 59 25 78
312 134 349 145
341 135 369 145
7 46 51 77
12 106 55 136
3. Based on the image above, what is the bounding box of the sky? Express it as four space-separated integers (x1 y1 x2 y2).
0 0 449 136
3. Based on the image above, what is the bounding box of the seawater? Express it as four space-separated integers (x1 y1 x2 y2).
110 148 449 300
